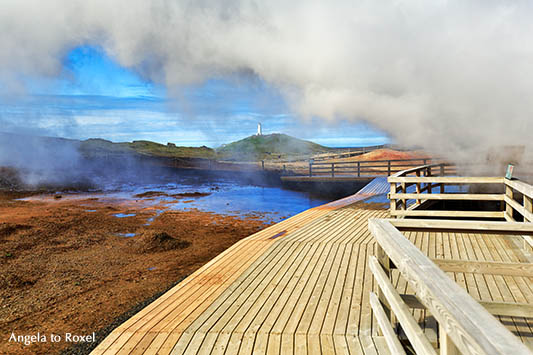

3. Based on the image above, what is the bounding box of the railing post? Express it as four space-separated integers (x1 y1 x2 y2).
309 160 313 177
439 329 460 355
390 183 397 216
524 194 533 222
416 170 421 205
387 160 391 176
423 158 427 165
331 163 335 177
357 161 361 177
440 164 446 193
427 167 433 194
505 185 514 221
401 182 407 210
376 244 393 330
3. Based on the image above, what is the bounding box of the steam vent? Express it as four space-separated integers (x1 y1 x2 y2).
3 2 533 355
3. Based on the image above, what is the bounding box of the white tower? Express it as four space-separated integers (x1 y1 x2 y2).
257 122 262 136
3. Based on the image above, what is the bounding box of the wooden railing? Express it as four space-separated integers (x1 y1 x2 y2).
311 144 388 161
308 158 434 177
388 164 533 220
369 218 533 355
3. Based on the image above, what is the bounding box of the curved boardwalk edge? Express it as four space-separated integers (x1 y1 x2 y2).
91 178 391 355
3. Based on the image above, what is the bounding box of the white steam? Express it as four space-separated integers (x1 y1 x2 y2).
1 0 533 166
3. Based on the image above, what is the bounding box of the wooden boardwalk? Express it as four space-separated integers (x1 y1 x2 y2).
92 175 533 354
92 179 391 355
391 230 533 350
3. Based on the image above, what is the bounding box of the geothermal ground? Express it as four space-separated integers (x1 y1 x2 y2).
0 191 270 354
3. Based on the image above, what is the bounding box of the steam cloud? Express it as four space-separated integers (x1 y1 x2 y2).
1 0 533 166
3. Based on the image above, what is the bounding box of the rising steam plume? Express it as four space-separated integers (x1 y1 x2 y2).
1 0 533 170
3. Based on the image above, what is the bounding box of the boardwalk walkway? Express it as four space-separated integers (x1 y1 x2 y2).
92 178 391 355
92 173 533 354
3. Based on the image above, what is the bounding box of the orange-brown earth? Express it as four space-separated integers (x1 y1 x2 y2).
348 148 430 161
0 191 270 354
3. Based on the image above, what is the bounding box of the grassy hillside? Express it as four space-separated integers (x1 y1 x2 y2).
0 133 216 160
78 139 216 159
1 132 330 162
127 140 215 159
217 133 333 161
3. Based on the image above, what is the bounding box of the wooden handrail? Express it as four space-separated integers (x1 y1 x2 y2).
390 163 442 178
312 158 430 165
307 158 445 177
388 163 533 221
369 218 532 355
388 176 503 183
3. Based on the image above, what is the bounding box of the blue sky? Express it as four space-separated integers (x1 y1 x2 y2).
1 46 389 148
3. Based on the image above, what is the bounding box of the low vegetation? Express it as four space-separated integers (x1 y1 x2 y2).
79 138 216 159
216 133 333 161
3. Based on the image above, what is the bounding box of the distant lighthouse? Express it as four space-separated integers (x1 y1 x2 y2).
257 122 262 136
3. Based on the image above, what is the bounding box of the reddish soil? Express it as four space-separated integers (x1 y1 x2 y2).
0 191 270 354
352 149 430 161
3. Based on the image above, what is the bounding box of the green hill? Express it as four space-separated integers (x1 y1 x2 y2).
216 133 332 161
78 139 216 159
1 132 330 162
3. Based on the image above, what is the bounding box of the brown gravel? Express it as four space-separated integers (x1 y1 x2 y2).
0 191 270 354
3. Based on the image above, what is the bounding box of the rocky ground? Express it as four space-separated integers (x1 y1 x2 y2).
0 191 270 354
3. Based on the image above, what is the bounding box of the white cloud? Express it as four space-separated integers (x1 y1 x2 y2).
1 1 533 162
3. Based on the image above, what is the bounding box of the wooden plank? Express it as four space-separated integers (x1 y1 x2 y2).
524 236 533 250
368 219 531 355
253 243 321 352
506 185 515 220
321 243 352 336
130 244 278 348
94 194 390 355
100 238 273 354
390 183 397 213
359 243 378 339
524 195 533 222
390 210 504 219
439 330 460 355
388 176 503 184
373 336 395 355
399 295 533 318
345 336 365 355
266 333 281 355
506 179 533 200
388 193 504 201
390 164 440 178
226 241 317 355
270 242 333 337
188 241 305 353
482 301 533 318
368 256 436 355
172 241 298 354
227 242 314 338
415 170 421 205
505 195 533 222
320 334 336 354
432 259 533 277
369 292 407 355
334 243 361 338
333 335 351 355
389 219 533 234
296 242 342 336
142 240 286 353
424 231 439 348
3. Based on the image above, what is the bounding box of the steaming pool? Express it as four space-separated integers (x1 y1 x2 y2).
22 173 335 224
128 180 331 223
